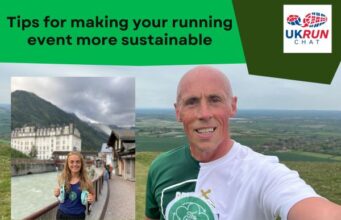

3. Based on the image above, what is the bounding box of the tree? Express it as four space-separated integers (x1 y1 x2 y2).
29 145 37 158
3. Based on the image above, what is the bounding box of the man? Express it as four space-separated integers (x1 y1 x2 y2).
145 66 341 220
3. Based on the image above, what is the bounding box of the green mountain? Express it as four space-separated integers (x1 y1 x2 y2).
0 106 10 140
11 90 108 151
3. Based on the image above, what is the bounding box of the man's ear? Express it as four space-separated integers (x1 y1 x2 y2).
229 96 238 117
174 103 182 122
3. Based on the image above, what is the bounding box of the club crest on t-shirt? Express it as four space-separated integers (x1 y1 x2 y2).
69 191 77 201
165 192 218 220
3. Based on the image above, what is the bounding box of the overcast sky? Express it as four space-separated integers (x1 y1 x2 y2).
11 77 135 127
1 63 341 112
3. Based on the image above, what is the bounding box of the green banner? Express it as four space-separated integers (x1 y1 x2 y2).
0 0 339 83
0 0 244 65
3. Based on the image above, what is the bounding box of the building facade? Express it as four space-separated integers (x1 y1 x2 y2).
11 123 81 160
107 129 135 181
99 143 113 166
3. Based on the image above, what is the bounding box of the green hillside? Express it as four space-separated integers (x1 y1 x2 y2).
11 90 108 151
11 148 30 159
0 142 10 219
0 106 10 140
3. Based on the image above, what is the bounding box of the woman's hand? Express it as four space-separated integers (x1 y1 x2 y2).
88 193 95 204
54 186 60 197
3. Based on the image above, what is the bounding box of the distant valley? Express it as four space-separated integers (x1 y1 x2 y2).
136 109 341 161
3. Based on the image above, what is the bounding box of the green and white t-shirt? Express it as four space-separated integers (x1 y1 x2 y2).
145 141 319 220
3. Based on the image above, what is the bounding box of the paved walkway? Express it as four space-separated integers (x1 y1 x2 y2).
86 180 109 220
103 175 135 220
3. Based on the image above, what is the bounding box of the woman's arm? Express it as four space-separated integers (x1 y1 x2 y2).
87 181 96 203
54 186 60 197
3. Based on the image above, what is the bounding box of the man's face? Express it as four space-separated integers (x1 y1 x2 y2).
175 72 237 160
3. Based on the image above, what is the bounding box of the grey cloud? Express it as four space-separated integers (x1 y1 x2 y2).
3 63 341 111
11 77 135 127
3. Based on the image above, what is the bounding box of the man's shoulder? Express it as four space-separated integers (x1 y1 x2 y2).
150 145 189 167
234 141 279 162
148 145 198 178
231 141 282 173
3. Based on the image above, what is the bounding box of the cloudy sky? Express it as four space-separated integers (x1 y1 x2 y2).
1 63 341 112
11 76 135 127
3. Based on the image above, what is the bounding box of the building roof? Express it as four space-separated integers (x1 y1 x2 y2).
11 123 80 138
107 129 135 147
112 129 135 140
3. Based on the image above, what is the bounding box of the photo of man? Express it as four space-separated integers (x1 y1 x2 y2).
145 66 341 220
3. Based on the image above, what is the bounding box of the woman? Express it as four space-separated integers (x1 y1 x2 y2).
54 151 95 220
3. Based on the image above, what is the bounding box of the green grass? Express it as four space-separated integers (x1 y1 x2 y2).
136 152 160 220
292 151 341 161
285 161 341 204
136 151 341 219
266 151 341 162
0 141 11 220
11 148 30 159
0 139 10 144
136 136 187 152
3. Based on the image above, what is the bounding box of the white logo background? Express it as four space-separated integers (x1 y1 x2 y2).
283 5 332 53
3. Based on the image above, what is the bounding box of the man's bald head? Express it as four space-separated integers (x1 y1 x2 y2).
174 66 237 162
176 66 233 104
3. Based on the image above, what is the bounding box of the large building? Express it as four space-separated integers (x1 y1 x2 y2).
11 123 81 160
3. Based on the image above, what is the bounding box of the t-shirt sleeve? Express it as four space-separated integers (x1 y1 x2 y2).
259 160 320 220
145 163 161 219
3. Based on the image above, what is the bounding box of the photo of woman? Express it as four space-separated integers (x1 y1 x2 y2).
54 151 95 220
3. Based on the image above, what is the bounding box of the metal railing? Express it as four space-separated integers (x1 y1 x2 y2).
23 169 105 220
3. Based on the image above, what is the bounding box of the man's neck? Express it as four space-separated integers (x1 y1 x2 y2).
190 139 234 163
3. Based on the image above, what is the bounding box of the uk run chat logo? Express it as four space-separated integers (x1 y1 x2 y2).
283 5 332 53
